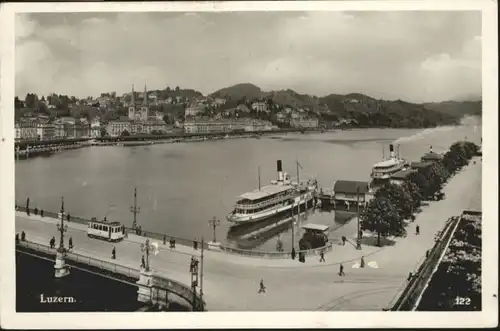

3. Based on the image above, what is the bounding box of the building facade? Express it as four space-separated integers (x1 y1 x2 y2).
15 121 38 141
184 118 274 134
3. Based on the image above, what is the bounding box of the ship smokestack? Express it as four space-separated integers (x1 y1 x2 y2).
389 144 395 159
277 160 284 182
429 145 433 152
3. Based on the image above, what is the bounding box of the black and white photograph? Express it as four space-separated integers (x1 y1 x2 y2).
0 1 497 329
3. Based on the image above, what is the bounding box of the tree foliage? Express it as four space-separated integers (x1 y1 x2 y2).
361 197 406 246
375 183 416 221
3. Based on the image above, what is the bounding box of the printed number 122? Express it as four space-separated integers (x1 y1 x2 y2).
455 297 471 305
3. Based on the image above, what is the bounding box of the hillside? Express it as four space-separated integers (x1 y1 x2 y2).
423 100 482 117
210 83 264 101
208 83 464 128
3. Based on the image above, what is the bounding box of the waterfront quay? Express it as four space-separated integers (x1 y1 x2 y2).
15 156 481 311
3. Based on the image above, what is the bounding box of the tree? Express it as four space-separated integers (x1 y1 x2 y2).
361 197 406 246
375 183 416 221
100 128 107 137
14 96 23 109
175 86 180 92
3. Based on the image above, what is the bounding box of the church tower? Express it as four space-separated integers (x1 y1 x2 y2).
128 84 136 120
140 83 149 121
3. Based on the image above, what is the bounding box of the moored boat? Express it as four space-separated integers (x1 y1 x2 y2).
370 144 409 189
227 160 318 225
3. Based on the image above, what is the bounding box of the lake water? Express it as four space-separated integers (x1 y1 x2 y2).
15 117 482 251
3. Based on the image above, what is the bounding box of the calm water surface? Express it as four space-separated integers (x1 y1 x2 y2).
15 117 482 251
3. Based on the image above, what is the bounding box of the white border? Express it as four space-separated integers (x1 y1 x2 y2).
0 1 497 329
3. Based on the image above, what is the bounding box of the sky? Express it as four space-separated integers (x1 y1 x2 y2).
15 11 482 103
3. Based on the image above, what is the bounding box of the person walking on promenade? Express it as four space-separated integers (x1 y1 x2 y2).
111 246 116 260
21 231 26 241
49 236 55 249
258 279 266 294
40 209 44 217
163 234 167 245
141 255 146 269
360 256 365 268
34 207 38 216
341 236 346 246
339 263 345 276
67 213 71 222
319 250 325 263
69 237 73 250
416 225 420 235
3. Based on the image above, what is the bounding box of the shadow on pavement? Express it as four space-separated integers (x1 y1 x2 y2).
359 235 397 247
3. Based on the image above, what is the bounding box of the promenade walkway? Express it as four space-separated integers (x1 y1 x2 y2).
15 157 481 311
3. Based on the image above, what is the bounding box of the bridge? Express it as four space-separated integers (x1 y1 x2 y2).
16 239 205 311
14 158 481 311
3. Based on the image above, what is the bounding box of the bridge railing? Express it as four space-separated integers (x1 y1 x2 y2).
219 240 335 259
15 206 208 249
389 215 462 311
17 239 141 279
17 239 205 310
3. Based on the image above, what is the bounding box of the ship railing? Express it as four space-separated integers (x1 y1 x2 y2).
235 194 290 210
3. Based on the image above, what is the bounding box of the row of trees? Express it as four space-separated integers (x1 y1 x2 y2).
361 141 480 246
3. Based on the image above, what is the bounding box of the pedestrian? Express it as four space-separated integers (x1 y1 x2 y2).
341 236 346 246
104 216 107 222
258 279 266 293
416 225 420 235
50 236 55 249
359 230 363 239
15 233 20 244
360 256 365 268
141 255 146 269
291 248 296 260
112 246 116 259
67 213 71 222
193 240 198 250
339 263 345 276
21 231 26 241
407 272 413 282
69 237 73 250
40 209 44 217
163 234 167 245
172 239 176 249
319 250 325 262
34 207 38 216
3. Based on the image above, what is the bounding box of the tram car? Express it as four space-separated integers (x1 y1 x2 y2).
87 218 126 242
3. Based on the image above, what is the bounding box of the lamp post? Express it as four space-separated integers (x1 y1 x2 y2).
130 187 140 230
199 237 204 311
208 217 220 243
356 186 362 250
140 239 153 272
57 196 68 253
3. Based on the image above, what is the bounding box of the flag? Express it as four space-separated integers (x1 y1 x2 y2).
297 161 303 169
152 242 160 256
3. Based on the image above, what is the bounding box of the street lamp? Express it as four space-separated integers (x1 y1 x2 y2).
57 196 68 253
140 239 153 272
208 217 220 243
130 187 141 230
356 186 362 250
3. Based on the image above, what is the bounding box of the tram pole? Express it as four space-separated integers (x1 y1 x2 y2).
130 187 140 230
200 237 204 311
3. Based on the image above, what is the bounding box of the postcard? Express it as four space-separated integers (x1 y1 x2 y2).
0 0 497 329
